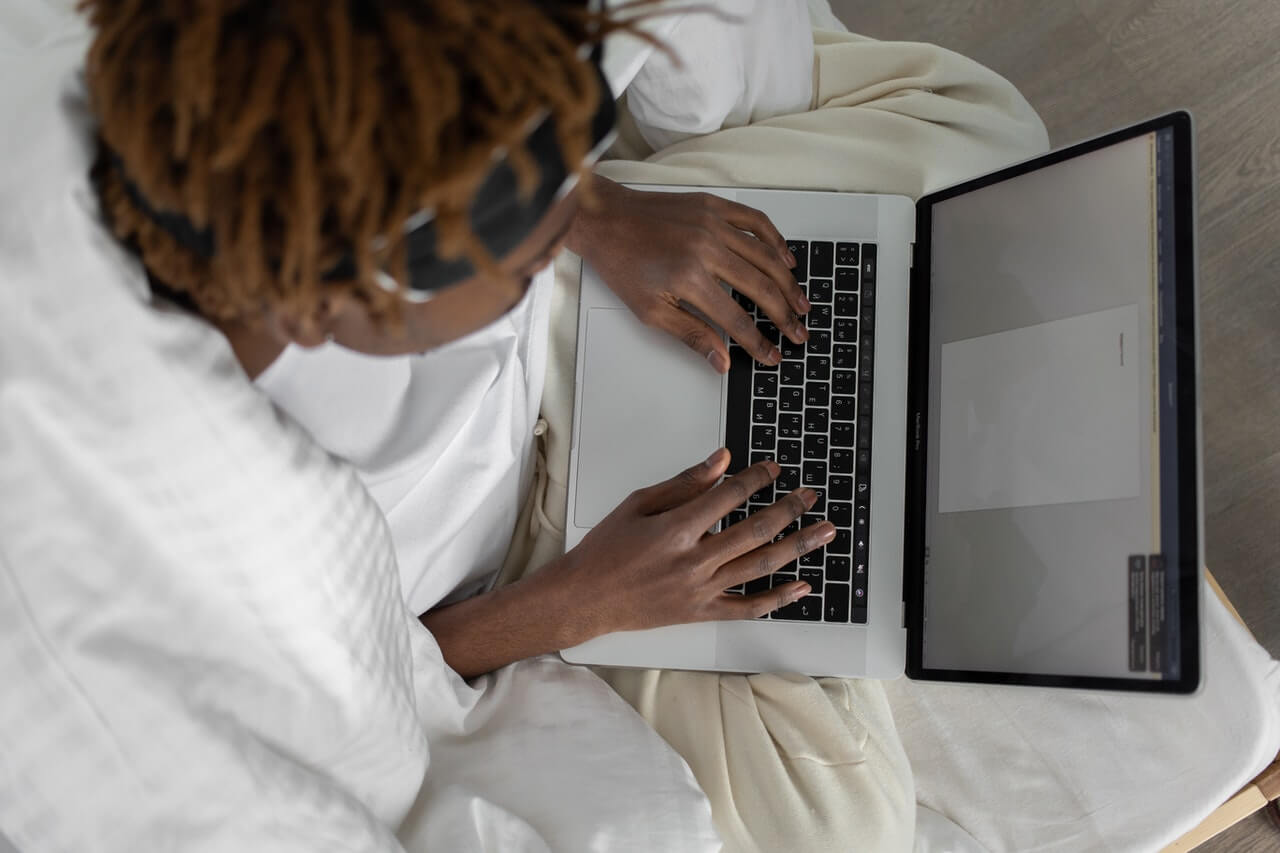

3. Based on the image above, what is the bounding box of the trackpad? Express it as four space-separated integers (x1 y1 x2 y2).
574 309 724 528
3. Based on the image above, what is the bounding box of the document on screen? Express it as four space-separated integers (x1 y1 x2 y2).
937 304 1142 514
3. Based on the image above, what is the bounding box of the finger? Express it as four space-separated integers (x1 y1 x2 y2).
693 281 780 367
653 301 739 374
718 223 811 323
712 196 794 268
725 580 813 620
711 237 808 344
629 448 729 515
706 489 822 565
716 519 836 589
680 459 781 531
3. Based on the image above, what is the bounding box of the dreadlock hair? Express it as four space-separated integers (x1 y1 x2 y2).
82 0 663 328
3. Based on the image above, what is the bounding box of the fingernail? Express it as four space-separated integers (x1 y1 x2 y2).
765 459 781 476
799 294 811 312
793 584 811 600
806 489 821 508
767 347 782 365
819 523 837 542
708 350 730 372
795 324 809 342
704 448 724 466
788 250 798 267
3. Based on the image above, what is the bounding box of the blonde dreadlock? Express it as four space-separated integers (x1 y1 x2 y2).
82 0 665 326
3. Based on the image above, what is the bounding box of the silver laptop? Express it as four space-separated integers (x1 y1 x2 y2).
562 113 1203 693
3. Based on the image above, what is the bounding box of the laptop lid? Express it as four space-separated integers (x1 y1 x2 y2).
903 112 1201 693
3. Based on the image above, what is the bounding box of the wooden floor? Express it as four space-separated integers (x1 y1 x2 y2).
826 1 1280 849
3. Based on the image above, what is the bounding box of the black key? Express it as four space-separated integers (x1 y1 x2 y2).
776 465 801 492
860 349 874 377
803 433 828 460
802 461 828 486
833 369 857 396
861 243 876 284
860 332 874 352
836 242 860 267
861 280 876 308
805 356 831 382
853 534 868 561
861 304 874 327
750 451 771 467
799 547 824 568
859 392 874 416
828 501 853 528
834 293 859 319
802 408 828 434
807 278 832 304
778 413 803 438
854 557 868 578
780 361 805 385
799 567 825 594
724 344 754 474
830 447 854 474
824 583 850 622
780 336 805 361
809 241 834 278
833 344 857 370
857 426 871 450
856 448 872 473
776 440 802 466
834 318 859 343
776 595 823 622
733 289 754 310
752 372 778 399
829 475 853 501
750 482 774 504
831 528 853 554
773 566 798 583
802 512 824 529
752 398 777 424
835 267 859 292
830 423 855 448
806 330 831 355
852 585 867 608
810 488 826 514
787 240 808 281
856 477 871 498
855 503 870 532
757 321 780 345
832 395 856 421
809 304 832 330
745 575 772 595
850 607 867 625
827 556 852 581
751 425 776 451
728 509 748 526
804 382 830 409
779 387 804 412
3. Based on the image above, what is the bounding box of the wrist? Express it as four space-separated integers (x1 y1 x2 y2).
520 555 601 650
565 172 626 263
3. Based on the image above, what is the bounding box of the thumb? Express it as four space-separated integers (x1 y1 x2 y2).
629 448 729 515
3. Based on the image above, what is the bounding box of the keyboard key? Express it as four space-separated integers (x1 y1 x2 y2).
799 567 825 594
752 399 777 424
804 382 830 409
853 534 868 561
833 344 857 370
828 501 852 528
750 451 771 466
860 347 874 375
834 292 859 319
830 448 854 473
832 395 856 421
799 547 824 568
802 461 828 486
836 242 860 267
858 426 871 449
860 332 874 352
829 475 853 501
861 244 876 284
787 239 808 281
772 569 797 587
824 583 850 622
809 304 832 330
802 408 828 434
750 482 774 504
733 290 754 310
751 425 776 451
831 528 853 554
833 369 857 396
752 372 778 398
803 433 828 459
807 278 832 304
856 478 870 498
776 440 802 466
830 423 855 448
856 448 872 473
805 356 831 382
728 509 748 526
809 241 834 278
746 575 772 595
806 330 831 355
835 267 859 292
779 387 804 412
827 556 851 581
757 321 780 345
855 503 870 532
850 607 867 625
834 318 858 343
852 585 867 606
780 336 805 361
778 413 803 438
780 361 805 385
859 392 873 416
861 280 876 307
776 595 823 622
861 304 874 327
810 488 826 514
777 465 801 492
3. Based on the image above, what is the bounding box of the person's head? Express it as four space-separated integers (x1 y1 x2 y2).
82 0 627 355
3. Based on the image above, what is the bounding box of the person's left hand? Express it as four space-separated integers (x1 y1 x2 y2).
566 174 811 373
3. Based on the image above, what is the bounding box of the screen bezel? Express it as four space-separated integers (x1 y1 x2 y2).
902 111 1201 694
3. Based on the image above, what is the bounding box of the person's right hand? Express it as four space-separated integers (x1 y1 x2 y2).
544 448 834 643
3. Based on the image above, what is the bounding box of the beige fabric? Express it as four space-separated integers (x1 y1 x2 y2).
500 29 1050 853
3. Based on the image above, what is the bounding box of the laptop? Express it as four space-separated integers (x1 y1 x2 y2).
561 112 1203 693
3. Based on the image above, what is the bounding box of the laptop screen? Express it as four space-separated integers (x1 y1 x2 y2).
905 114 1200 692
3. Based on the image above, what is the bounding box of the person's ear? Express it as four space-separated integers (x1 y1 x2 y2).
268 293 352 349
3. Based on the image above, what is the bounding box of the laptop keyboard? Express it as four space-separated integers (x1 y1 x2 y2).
724 238 876 625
